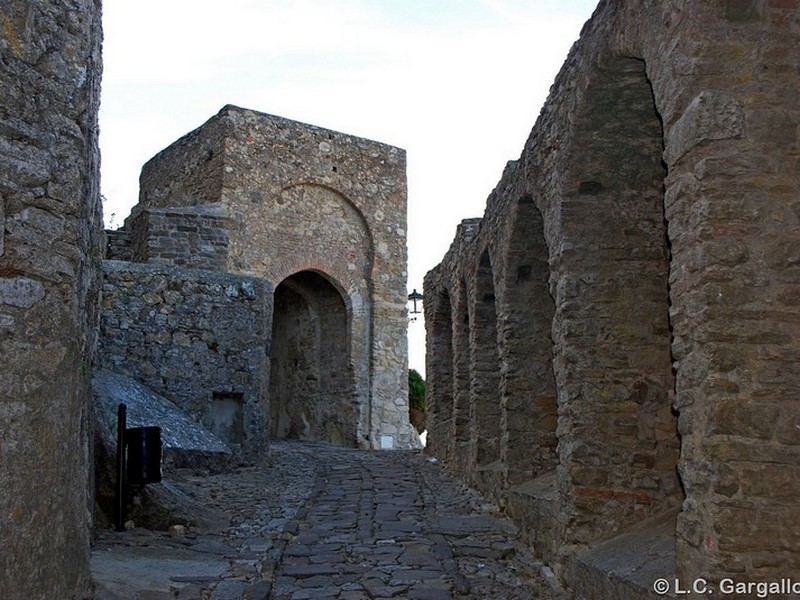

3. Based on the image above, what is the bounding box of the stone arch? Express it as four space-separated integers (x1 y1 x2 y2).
421 2 800 588
550 52 679 544
268 269 356 447
469 248 503 496
271 182 374 284
498 194 558 486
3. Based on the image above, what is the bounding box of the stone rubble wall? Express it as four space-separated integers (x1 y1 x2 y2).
425 0 800 593
138 113 227 209
0 0 102 597
98 260 273 463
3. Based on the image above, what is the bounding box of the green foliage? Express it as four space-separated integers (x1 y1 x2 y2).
408 369 425 412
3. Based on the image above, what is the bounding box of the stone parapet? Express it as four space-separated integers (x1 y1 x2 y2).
126 204 230 271
106 228 133 261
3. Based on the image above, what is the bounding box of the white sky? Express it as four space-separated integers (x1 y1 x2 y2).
99 0 598 375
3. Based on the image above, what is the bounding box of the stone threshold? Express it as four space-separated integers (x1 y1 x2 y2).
565 508 678 599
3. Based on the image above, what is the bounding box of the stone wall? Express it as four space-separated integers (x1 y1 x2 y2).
0 0 102 597
127 106 418 449
424 0 800 594
98 260 272 463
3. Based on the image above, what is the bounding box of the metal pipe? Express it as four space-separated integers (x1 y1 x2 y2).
114 403 127 532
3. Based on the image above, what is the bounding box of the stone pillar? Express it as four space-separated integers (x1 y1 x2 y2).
422 273 455 462
451 279 473 474
660 21 800 585
0 1 102 597
468 250 503 498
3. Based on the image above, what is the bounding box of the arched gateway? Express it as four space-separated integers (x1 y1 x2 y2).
269 270 355 446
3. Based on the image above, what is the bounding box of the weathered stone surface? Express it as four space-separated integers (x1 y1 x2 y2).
565 510 677 600
0 0 102 597
424 0 800 594
128 203 230 271
93 371 235 531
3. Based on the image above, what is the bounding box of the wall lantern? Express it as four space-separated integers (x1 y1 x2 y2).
408 289 423 322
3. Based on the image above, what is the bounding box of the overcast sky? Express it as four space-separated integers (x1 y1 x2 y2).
99 0 598 374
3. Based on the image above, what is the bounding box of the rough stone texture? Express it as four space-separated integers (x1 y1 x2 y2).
105 228 132 261
0 0 102 597
424 0 800 594
270 270 355 446
93 370 235 531
98 260 272 463
565 509 677 600
121 105 418 449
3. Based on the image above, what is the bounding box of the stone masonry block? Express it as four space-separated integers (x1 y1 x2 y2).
665 92 744 165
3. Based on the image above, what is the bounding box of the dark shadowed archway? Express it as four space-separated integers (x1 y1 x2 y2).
269 270 356 446
549 53 680 547
499 194 558 487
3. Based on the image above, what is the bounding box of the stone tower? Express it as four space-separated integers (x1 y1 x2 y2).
114 105 418 450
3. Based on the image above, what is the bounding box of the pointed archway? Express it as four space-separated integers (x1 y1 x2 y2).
268 270 356 446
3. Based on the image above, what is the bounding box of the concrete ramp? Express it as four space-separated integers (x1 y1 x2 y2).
93 368 231 471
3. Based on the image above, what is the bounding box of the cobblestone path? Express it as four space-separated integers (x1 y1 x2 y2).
92 442 569 599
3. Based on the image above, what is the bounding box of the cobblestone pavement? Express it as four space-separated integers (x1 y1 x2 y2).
92 441 570 599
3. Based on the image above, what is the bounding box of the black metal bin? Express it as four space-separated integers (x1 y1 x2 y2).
125 426 162 485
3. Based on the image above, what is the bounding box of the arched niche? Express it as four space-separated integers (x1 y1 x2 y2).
550 53 680 545
268 270 356 447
